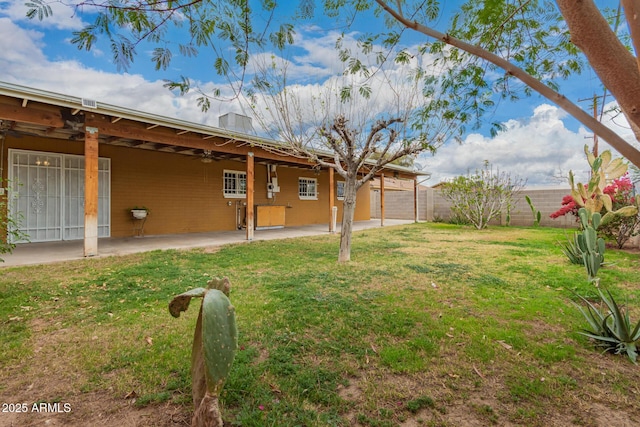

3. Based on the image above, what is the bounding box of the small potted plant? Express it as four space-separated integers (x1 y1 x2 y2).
130 206 149 219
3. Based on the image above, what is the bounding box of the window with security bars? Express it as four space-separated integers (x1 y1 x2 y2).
298 177 318 200
336 181 345 200
223 170 246 198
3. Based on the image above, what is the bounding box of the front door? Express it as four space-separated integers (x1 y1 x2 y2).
8 149 111 243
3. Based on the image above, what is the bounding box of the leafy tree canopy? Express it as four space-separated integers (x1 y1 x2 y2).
25 0 640 165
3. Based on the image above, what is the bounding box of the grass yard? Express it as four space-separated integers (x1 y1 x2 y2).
1 223 639 427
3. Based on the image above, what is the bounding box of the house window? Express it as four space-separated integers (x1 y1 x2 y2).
298 177 318 200
336 181 345 200
223 170 246 198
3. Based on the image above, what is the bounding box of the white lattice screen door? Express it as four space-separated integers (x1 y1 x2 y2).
9 150 110 243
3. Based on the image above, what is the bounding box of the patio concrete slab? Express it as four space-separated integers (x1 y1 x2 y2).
1 219 414 268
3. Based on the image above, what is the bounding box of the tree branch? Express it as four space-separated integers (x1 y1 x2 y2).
375 0 640 167
557 0 640 143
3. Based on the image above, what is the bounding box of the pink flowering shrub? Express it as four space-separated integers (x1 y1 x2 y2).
549 194 579 220
550 174 639 248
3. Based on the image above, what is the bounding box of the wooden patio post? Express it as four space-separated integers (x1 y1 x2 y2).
84 126 99 257
380 173 385 227
414 177 418 223
328 167 335 233
246 152 254 241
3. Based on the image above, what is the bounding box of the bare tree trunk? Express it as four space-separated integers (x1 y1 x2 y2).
622 0 640 70
374 0 640 168
192 393 223 427
338 177 358 262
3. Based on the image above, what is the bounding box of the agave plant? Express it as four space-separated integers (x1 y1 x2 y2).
560 232 584 265
574 287 640 364
169 277 238 427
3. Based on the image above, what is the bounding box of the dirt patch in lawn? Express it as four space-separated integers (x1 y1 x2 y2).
335 364 639 427
0 391 189 427
0 317 190 427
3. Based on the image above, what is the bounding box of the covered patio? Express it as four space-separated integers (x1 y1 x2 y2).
1 219 413 267
1 82 423 260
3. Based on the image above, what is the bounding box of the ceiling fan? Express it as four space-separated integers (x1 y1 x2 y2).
199 150 217 163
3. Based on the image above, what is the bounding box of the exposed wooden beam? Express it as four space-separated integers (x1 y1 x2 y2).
413 177 418 223
329 167 335 233
380 173 385 227
246 152 255 241
84 113 314 166
171 146 192 153
0 99 64 128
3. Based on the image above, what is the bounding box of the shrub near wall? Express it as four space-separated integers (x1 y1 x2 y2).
371 187 575 228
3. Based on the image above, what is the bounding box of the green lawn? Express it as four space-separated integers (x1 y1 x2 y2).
1 223 639 426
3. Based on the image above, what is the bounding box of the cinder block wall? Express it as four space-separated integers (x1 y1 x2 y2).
371 187 577 229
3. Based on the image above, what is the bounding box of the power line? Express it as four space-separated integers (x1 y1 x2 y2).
578 93 605 157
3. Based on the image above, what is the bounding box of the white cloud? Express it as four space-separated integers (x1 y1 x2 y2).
420 104 595 187
1 0 85 30
0 17 229 126
0 17 48 66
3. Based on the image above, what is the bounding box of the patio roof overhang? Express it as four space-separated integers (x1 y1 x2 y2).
0 81 424 180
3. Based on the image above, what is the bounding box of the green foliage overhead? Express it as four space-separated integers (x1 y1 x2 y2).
24 0 606 138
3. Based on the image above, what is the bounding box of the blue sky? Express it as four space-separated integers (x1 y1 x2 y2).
0 0 636 186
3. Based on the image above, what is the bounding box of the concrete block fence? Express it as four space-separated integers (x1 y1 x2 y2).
370 187 577 229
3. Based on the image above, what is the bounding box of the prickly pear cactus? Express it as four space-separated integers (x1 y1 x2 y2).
570 145 633 225
567 148 636 284
575 209 605 283
170 277 238 427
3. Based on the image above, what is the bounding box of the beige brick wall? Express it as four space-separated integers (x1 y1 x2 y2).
5 135 371 238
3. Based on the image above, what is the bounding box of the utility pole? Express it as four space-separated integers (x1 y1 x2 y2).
579 94 605 157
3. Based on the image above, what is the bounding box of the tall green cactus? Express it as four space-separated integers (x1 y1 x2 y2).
574 209 605 283
566 146 638 284
169 277 238 427
525 195 541 227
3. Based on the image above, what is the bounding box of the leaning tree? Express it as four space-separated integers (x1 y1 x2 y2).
365 0 640 166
